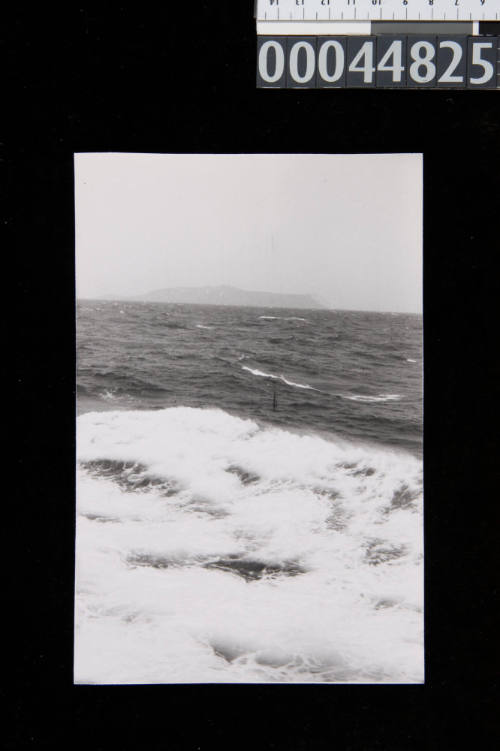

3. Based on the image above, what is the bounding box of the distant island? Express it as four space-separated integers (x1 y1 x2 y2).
107 285 325 310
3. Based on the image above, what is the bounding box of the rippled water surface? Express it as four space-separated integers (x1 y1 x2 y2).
75 301 423 684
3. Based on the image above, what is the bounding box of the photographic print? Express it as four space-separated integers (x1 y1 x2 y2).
74 153 423 684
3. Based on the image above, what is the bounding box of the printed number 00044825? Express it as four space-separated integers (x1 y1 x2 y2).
256 36 499 88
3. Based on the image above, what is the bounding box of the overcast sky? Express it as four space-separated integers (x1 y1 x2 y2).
75 153 422 313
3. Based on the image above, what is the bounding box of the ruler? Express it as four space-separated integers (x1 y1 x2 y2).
257 0 500 33
255 0 500 88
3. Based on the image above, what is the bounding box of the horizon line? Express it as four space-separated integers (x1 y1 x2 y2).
76 295 422 316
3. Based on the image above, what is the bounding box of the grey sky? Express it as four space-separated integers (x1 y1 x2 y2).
75 153 422 313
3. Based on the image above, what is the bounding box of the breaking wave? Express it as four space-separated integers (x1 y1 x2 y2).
342 394 402 403
241 366 319 391
259 315 309 322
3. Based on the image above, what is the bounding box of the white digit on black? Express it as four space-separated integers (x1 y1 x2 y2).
349 41 375 83
258 40 285 83
438 41 464 84
410 41 436 84
470 42 494 85
289 41 316 83
318 40 345 83
378 40 404 83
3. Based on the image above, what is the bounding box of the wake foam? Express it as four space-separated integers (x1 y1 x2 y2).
75 406 423 684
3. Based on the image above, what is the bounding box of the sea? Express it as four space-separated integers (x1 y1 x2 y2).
75 300 423 684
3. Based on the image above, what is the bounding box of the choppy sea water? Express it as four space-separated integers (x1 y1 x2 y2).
75 301 423 684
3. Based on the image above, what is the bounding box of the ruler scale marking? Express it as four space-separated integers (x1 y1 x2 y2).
257 0 500 28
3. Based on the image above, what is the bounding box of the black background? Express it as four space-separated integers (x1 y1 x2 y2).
7 5 499 750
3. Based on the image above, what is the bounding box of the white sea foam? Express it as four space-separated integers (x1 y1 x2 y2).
75 406 423 684
101 389 117 401
280 376 318 390
407 359 417 363
343 394 402 403
241 366 319 391
196 324 213 330
258 315 309 322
